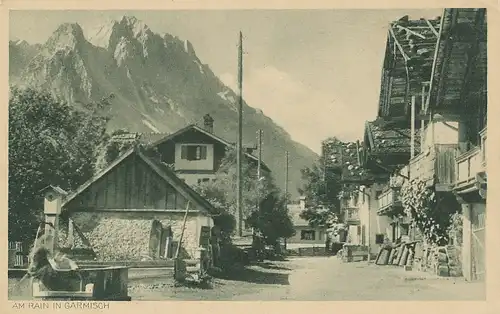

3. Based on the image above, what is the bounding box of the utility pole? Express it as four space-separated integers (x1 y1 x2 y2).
236 31 244 237
283 150 289 251
285 151 289 204
257 129 262 180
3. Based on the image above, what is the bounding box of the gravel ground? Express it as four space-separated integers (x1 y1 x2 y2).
8 257 485 301
128 256 485 301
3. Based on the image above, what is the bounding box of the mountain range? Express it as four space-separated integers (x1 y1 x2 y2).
9 16 318 198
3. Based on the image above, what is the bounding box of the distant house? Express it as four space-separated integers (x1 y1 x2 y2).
113 114 271 187
286 197 326 247
57 146 217 261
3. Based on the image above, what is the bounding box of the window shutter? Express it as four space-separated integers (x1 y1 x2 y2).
181 145 187 159
201 146 207 159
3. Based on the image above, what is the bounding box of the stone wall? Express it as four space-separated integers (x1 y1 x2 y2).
414 242 463 277
59 211 204 261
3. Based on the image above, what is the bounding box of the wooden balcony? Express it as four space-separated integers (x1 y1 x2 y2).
344 207 360 225
454 128 487 197
408 144 459 191
377 188 402 215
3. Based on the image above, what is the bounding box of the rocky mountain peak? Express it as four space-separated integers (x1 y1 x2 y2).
45 23 86 51
10 17 318 198
87 15 153 51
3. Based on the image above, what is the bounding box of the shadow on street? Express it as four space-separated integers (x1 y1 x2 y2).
256 261 292 271
215 264 290 285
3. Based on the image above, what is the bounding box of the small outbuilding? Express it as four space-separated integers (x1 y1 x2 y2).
55 146 216 261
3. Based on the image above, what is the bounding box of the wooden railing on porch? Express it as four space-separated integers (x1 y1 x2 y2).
377 188 402 214
408 144 458 189
455 127 487 187
456 147 482 184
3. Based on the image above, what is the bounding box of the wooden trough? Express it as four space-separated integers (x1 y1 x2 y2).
32 266 131 301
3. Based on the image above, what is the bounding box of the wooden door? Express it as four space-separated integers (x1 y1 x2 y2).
149 220 163 259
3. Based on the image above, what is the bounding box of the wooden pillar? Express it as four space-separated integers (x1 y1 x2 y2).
68 219 75 248
461 203 473 281
421 84 426 151
411 95 416 159
43 187 65 254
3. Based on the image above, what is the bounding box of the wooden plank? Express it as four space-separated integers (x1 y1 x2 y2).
143 163 149 207
130 155 137 208
108 163 117 208
115 160 125 208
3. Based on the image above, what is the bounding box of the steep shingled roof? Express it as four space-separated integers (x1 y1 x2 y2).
428 8 487 115
364 120 421 155
110 124 271 172
378 15 441 119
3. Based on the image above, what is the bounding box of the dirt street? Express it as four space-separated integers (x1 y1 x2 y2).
128 256 485 301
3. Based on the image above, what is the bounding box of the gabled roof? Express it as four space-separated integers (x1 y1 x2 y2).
322 138 381 184
146 124 271 172
378 15 441 118
40 185 69 196
61 146 216 214
428 8 487 114
364 120 420 155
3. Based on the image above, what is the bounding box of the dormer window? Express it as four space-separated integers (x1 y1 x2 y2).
181 145 208 161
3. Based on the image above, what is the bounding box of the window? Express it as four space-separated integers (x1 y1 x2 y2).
181 145 207 161
300 230 316 240
375 234 385 245
197 178 210 185
400 223 409 236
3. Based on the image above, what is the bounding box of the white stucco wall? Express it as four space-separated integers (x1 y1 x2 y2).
177 173 217 186
423 121 459 148
175 143 214 171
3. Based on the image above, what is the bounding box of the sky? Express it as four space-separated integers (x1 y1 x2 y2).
9 9 443 154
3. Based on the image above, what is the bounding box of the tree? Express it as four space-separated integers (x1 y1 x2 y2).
193 147 295 245
298 136 369 231
298 138 343 229
246 190 295 246
192 179 236 244
8 87 112 242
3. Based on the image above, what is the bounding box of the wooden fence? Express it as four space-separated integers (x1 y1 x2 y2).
8 241 27 268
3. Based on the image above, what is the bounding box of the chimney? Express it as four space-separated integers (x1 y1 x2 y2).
203 114 214 133
299 196 306 211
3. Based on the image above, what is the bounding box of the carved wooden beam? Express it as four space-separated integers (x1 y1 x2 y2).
434 11 459 111
458 10 486 110
389 27 409 61
451 190 467 205
424 19 440 37
395 24 426 39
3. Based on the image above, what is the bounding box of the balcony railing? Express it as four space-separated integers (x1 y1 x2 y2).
377 188 402 215
344 207 360 225
455 127 487 189
408 144 458 190
479 127 487 169
456 147 482 184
